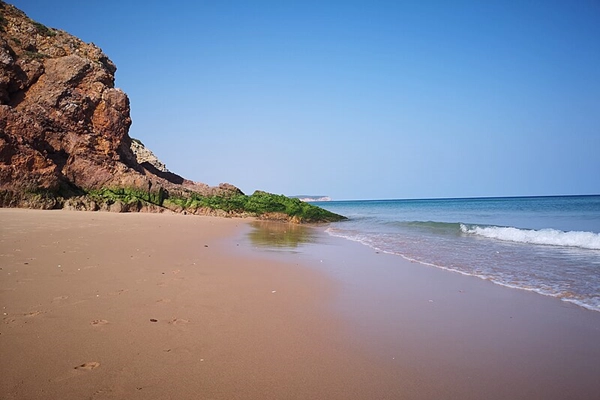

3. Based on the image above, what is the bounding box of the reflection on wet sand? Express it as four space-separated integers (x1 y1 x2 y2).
248 221 320 250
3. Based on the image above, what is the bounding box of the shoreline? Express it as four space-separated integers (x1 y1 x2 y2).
327 227 600 313
1 210 600 399
317 196 600 314
241 220 600 399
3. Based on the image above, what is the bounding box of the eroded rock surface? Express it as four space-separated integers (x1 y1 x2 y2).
0 2 241 211
130 139 169 173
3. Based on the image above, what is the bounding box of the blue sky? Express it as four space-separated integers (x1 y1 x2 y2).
9 1 600 200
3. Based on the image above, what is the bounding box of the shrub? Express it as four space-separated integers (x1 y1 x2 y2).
32 21 56 37
23 50 48 59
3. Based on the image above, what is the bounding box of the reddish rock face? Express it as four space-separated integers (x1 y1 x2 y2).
0 2 241 209
0 3 131 193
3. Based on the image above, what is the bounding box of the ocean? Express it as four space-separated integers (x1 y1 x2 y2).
314 195 600 312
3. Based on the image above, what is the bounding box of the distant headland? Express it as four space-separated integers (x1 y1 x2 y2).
292 196 332 202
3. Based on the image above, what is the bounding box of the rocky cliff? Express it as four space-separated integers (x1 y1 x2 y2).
0 2 239 209
0 2 345 222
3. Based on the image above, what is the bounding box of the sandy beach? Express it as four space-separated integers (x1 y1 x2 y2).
1 209 599 399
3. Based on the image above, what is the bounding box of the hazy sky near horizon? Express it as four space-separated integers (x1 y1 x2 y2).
10 0 600 200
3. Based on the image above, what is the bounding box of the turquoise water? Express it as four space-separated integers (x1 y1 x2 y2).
315 195 600 312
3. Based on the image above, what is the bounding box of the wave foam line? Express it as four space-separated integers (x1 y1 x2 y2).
324 228 600 312
460 224 600 250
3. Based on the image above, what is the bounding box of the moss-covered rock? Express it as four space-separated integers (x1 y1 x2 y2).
87 187 165 206
1 184 346 223
159 190 346 223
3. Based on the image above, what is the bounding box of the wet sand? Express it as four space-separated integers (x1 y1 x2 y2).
240 221 600 400
1 210 599 399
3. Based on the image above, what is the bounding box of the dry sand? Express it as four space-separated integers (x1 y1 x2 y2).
1 209 599 399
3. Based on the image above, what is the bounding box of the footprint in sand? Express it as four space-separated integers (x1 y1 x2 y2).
156 298 171 304
90 387 114 397
75 362 100 371
24 311 44 317
90 319 109 326
53 361 100 382
168 318 189 325
52 295 69 302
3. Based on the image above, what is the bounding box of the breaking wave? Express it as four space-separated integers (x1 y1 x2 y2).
460 224 600 250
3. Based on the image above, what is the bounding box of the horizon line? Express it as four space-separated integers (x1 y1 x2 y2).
315 193 600 203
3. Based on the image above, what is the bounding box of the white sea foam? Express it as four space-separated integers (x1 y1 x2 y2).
460 224 600 250
324 227 600 312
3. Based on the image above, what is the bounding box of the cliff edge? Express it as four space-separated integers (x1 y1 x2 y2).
0 3 344 222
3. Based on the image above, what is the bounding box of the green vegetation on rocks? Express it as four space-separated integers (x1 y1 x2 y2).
32 21 56 37
0 189 59 209
1 185 345 223
87 188 346 223
23 50 48 59
87 187 165 206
